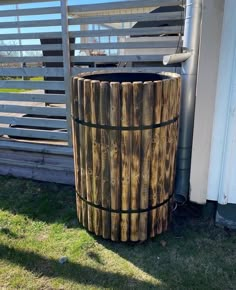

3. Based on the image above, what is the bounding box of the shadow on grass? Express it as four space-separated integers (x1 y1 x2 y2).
1 176 234 289
0 176 78 226
0 176 175 287
0 176 204 286
0 243 161 289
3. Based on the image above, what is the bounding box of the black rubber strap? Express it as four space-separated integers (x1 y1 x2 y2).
74 115 178 131
76 191 173 214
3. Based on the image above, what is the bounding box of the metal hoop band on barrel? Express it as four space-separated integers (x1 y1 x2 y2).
74 115 179 131
76 191 174 214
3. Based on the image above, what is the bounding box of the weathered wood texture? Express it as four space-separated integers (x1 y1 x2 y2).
100 82 111 239
72 72 181 242
138 81 154 241
71 77 81 222
78 78 88 228
150 81 162 236
83 79 94 232
120 82 132 241
130 82 142 241
110 82 121 241
91 80 102 236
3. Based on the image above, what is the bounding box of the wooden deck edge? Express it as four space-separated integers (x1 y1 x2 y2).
0 142 75 185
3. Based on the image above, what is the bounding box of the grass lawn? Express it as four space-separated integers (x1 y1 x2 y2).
0 88 29 93
0 176 235 290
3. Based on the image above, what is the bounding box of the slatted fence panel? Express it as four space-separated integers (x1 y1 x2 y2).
0 0 185 145
0 0 69 142
68 0 185 76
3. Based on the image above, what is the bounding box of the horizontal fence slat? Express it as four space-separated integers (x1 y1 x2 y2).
1 127 68 141
1 0 58 4
73 38 181 50
1 27 182 41
0 93 66 104
69 0 185 13
0 19 61 29
0 80 64 90
0 116 67 129
122 48 178 55
0 56 63 63
0 158 71 173
70 26 183 38
69 11 183 25
72 55 164 63
0 32 62 41
0 44 63 52
0 159 73 180
0 140 72 155
0 104 66 116
0 6 61 17
72 66 180 75
0 68 64 77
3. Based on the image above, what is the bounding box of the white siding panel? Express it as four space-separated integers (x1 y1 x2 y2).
207 0 236 204
189 0 225 204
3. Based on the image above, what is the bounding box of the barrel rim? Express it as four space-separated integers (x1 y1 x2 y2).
77 70 180 84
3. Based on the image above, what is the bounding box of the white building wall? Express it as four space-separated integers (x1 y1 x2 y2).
207 0 236 204
189 0 225 203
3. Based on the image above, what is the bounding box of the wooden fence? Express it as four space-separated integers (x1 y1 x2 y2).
0 0 185 184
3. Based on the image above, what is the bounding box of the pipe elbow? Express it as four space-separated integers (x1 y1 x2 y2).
163 52 192 65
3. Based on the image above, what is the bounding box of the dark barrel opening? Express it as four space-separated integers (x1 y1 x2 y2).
81 72 170 83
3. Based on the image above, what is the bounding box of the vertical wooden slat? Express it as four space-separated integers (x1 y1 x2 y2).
78 78 87 228
160 79 171 232
164 78 175 229
60 0 72 145
100 81 111 239
110 82 121 241
168 78 178 223
120 82 132 242
156 80 167 235
84 79 94 232
91 80 102 236
72 77 82 222
130 82 142 242
139 81 154 241
170 76 181 222
149 81 162 237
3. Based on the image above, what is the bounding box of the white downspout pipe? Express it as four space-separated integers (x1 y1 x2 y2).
163 0 202 203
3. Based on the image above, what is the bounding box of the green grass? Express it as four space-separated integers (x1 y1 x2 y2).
0 88 29 93
0 176 235 290
30 76 44 81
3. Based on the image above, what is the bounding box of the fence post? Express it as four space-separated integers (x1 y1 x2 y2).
60 0 72 145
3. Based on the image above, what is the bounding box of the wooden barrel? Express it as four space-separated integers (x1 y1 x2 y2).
71 72 181 242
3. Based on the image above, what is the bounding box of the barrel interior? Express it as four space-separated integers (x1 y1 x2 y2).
80 72 170 83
